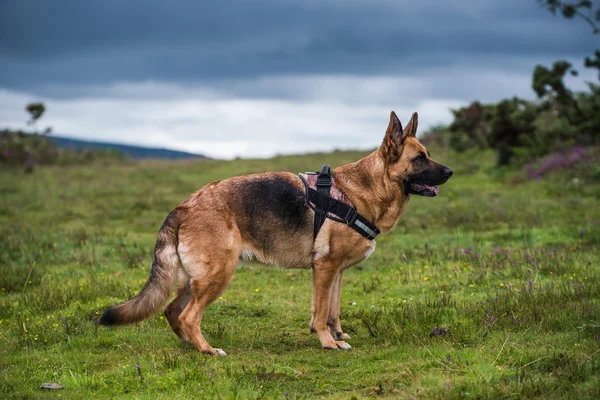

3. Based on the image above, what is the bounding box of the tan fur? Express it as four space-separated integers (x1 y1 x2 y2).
100 111 451 355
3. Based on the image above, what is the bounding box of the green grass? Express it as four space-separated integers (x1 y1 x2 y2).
1 146 599 399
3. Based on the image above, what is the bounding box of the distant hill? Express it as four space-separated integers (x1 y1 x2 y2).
49 136 207 160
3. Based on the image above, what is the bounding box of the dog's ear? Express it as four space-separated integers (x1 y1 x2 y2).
403 112 418 138
381 111 404 162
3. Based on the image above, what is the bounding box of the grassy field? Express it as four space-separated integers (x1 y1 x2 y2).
1 145 599 399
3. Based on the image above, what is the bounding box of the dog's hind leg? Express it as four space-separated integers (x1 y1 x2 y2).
311 261 351 350
328 271 351 341
178 267 235 356
164 280 191 342
177 242 239 356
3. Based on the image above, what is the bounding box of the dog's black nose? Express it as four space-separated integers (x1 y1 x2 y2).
442 167 453 178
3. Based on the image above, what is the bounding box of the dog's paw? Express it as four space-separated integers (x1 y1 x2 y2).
335 341 351 350
214 348 227 356
334 332 351 340
201 347 228 356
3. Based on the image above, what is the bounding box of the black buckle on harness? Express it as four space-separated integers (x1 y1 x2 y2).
316 165 332 188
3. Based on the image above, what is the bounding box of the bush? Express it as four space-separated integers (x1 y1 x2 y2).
0 129 125 171
447 62 600 166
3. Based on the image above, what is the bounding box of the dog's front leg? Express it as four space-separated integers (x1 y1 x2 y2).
310 261 351 350
328 271 351 340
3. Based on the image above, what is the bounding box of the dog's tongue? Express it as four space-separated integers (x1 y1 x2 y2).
411 183 439 197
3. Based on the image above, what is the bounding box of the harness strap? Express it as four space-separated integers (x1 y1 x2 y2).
298 166 381 241
314 165 332 238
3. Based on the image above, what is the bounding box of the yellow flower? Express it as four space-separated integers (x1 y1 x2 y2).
423 277 429 281
255 288 260 292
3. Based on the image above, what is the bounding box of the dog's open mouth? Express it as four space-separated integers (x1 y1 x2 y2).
410 182 439 197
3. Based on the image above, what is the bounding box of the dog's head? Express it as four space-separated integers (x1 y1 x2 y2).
380 111 452 197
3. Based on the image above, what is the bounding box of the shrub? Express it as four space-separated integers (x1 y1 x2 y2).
0 129 125 171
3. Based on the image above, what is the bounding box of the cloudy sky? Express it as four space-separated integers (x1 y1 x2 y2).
0 0 596 159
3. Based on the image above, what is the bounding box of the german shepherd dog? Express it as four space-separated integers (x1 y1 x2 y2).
100 111 453 355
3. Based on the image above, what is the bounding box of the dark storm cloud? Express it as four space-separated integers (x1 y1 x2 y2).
0 0 596 91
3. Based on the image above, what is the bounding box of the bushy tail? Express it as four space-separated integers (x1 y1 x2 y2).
99 210 181 326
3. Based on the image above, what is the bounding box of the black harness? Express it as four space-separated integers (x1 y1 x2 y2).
298 165 380 241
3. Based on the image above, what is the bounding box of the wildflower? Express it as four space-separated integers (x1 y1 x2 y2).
446 355 451 362
351 302 357 306
136 365 143 382
423 277 429 282
463 248 472 255
255 288 260 293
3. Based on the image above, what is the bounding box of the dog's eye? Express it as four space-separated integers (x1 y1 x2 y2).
414 152 426 161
